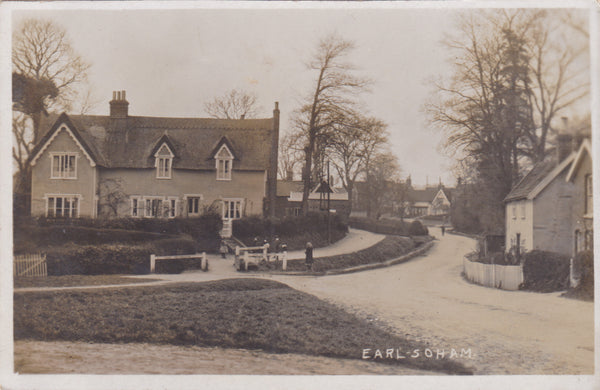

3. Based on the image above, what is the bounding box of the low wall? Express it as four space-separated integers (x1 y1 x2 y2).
463 257 523 291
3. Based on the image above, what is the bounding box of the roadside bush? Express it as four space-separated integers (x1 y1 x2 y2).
521 250 570 292
408 220 428 236
45 237 199 275
565 250 594 301
348 217 408 235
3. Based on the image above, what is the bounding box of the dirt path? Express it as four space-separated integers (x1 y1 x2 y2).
269 228 594 375
14 340 434 375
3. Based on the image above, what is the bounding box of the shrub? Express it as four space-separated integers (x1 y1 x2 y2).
348 217 409 235
45 237 200 275
408 220 428 236
567 250 594 300
521 250 570 292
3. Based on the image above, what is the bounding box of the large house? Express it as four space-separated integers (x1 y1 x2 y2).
504 131 592 257
405 182 453 217
28 91 280 237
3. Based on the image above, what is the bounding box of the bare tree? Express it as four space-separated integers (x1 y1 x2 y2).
98 178 128 217
427 10 588 233
204 89 261 119
329 115 388 213
278 132 305 180
293 33 370 215
13 18 90 142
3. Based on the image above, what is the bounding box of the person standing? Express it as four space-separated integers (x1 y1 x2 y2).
441 225 446 236
305 242 314 271
219 241 228 258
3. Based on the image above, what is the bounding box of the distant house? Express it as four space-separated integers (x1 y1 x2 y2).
504 132 591 257
406 185 452 217
28 91 280 237
276 180 350 218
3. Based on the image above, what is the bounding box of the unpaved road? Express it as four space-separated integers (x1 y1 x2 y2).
271 228 594 375
14 340 434 375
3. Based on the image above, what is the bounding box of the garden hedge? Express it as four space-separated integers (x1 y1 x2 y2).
45 237 199 275
521 250 570 292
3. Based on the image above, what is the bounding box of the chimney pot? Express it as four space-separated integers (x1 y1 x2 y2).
275 101 279 110
122 90 126 100
240 114 245 120
110 90 129 119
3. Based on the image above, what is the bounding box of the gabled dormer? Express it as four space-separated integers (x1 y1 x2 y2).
151 134 176 179
210 136 237 181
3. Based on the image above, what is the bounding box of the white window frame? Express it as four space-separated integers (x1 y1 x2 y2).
585 174 593 215
50 152 78 179
154 144 174 179
45 194 81 218
222 198 243 220
143 196 164 218
215 144 233 181
512 205 517 220
520 203 526 220
184 194 203 216
166 196 178 218
131 196 144 217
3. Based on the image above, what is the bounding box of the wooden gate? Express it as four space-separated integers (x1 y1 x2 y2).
14 253 48 277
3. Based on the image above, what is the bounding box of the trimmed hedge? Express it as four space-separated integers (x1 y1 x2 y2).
349 217 409 235
32 213 222 241
45 237 199 275
13 225 175 254
521 250 570 292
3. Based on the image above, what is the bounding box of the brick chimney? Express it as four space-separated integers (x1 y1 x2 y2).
110 90 129 119
556 117 572 162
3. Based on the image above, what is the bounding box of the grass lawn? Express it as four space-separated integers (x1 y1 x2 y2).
271 235 431 272
14 275 160 289
14 278 471 375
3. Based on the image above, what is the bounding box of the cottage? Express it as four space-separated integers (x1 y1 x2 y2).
276 180 350 218
28 91 280 237
504 131 591 257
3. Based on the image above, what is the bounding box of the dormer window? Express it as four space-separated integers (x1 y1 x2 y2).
155 143 174 179
215 144 233 181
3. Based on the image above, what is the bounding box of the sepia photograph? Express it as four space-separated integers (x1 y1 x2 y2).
0 1 598 389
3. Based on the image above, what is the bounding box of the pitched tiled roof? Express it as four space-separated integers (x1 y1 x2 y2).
276 180 304 197
35 113 275 171
504 153 575 202
407 186 440 203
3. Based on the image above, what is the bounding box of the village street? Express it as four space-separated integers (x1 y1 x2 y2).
272 228 595 375
14 229 594 375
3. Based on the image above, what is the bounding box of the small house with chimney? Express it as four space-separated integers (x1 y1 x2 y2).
503 124 591 257
275 180 351 218
28 91 280 237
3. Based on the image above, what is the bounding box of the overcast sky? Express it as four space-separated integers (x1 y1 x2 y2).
11 5 591 187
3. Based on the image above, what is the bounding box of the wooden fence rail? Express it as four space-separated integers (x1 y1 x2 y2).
14 253 47 277
150 252 208 273
463 257 523 291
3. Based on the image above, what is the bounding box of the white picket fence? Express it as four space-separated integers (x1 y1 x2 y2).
463 257 523 291
234 245 288 271
14 253 48 277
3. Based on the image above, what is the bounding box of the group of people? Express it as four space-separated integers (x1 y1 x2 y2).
219 237 315 271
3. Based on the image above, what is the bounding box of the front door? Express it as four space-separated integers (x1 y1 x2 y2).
221 199 243 238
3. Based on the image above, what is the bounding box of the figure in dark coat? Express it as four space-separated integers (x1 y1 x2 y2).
305 242 314 271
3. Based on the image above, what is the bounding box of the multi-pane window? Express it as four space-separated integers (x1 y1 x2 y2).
215 145 233 180
131 197 144 217
512 206 517 219
51 154 77 179
187 197 201 215
157 157 171 178
166 198 177 218
47 195 79 217
520 203 526 220
145 198 163 218
155 144 173 179
585 174 593 214
223 199 242 219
